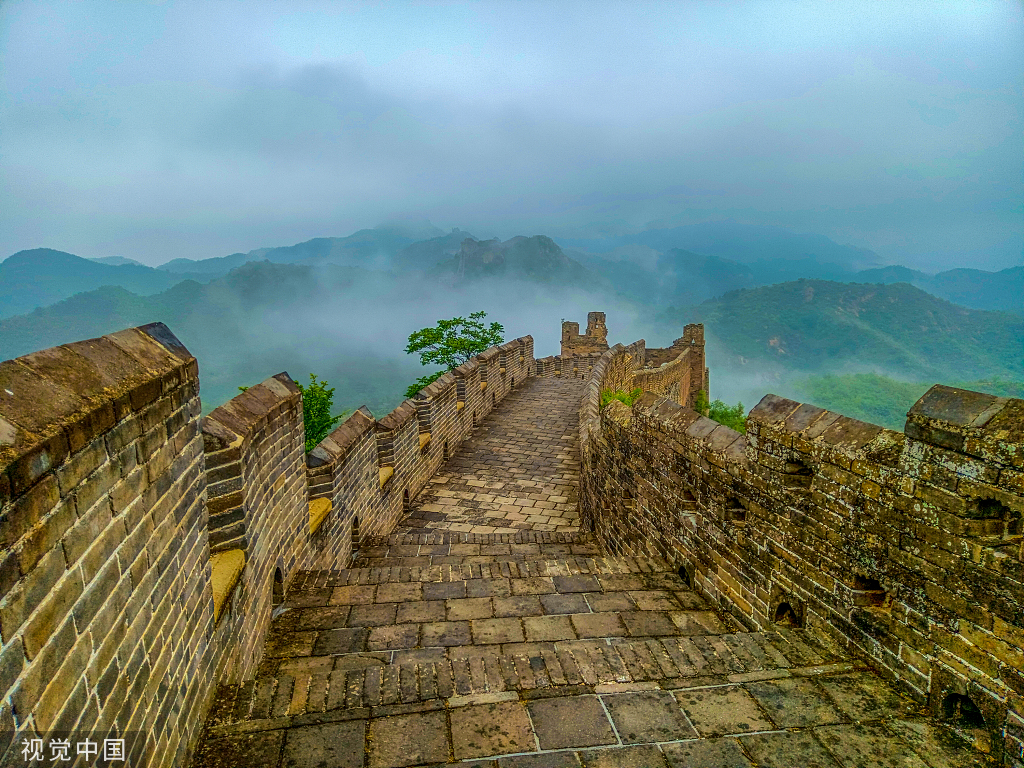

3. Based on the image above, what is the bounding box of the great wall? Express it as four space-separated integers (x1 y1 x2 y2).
0 312 1021 767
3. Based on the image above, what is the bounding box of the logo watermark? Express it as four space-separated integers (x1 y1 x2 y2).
6 731 146 766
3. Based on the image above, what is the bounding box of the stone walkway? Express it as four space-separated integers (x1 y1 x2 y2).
397 377 585 536
191 377 991 768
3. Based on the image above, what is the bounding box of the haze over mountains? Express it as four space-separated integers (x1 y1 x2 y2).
1 220 1021 419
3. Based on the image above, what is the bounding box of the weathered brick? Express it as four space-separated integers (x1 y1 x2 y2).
9 615 75 722
0 546 66 644
73 459 119 519
61 495 113 568
0 638 25 700
111 466 147 514
55 436 108 495
79 516 127 584
0 474 59 549
105 414 142 455
17 498 76 575
32 633 90 732
22 565 84 660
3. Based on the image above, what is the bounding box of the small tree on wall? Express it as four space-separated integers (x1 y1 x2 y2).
296 374 347 452
239 373 348 452
404 311 505 398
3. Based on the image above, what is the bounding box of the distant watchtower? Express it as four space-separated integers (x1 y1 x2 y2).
561 311 609 357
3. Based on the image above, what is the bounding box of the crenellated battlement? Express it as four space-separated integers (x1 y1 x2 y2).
575 340 1024 764
560 311 609 357
0 324 534 767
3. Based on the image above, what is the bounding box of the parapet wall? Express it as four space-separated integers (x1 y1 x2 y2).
578 342 1024 765
0 325 209 766
0 324 535 767
201 373 311 684
306 336 534 552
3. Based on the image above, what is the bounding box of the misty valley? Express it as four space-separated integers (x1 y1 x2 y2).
2 219 1021 431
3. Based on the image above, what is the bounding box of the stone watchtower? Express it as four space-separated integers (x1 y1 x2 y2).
561 311 609 357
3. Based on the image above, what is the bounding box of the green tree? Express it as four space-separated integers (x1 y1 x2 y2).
692 389 746 433
693 389 710 416
239 373 348 452
297 374 347 452
404 311 504 398
708 399 747 433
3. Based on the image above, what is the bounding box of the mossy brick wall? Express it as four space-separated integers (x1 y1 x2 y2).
201 373 311 684
0 324 209 767
580 342 1024 765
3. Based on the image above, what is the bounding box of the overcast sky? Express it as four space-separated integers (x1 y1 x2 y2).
1 1 1021 269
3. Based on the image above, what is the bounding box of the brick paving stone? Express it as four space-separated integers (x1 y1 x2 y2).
368 624 420 651
472 618 526 644
493 595 544 618
552 575 601 593
265 632 316 658
294 606 351 631
369 710 449 768
813 724 931 768
579 744 667 768
425 581 468 600
627 590 680 611
348 603 398 627
313 628 368 655
193 730 285 768
422 621 473 647
375 583 424 603
883 720 989 768
746 677 845 728
393 648 447 665
540 594 590 615
583 593 634 613
396 600 446 624
512 578 556 595
597 575 646 592
467 579 512 598
815 672 918 722
739 731 843 768
281 721 365 768
451 701 536 760
620 611 680 637
668 611 727 635
661 738 753 768
571 613 627 639
331 585 377 605
524 615 577 642
601 691 697 743
528 696 617 749
498 754 580 768
448 598 496 621
674 686 775 736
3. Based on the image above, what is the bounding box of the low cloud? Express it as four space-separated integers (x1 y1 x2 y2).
1 1 1021 269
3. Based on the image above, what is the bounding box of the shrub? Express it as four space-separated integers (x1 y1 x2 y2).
693 389 746 433
600 387 644 409
708 399 747 433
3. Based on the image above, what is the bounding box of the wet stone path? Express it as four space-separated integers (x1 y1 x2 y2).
192 377 991 768
398 376 586 536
